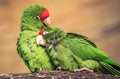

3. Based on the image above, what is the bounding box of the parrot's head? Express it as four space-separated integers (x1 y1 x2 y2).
21 4 51 31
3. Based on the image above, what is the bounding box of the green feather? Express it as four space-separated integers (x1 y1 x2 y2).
67 33 97 47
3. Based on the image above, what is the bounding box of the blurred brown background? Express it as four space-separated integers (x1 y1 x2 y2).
0 0 120 73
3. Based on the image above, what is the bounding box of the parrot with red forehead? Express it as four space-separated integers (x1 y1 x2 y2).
40 27 120 76
36 7 120 76
17 4 55 72
17 4 120 76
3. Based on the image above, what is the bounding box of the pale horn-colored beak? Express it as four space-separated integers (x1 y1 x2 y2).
43 17 52 27
39 39 46 46
36 35 46 46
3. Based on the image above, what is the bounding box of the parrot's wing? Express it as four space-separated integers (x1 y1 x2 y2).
63 33 108 60
67 33 97 47
17 30 55 72
62 33 120 75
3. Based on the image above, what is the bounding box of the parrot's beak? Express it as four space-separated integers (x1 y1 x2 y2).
36 35 46 46
43 17 52 27
39 40 46 46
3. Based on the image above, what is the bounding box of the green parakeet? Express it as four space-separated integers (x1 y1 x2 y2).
40 27 120 76
17 4 55 72
17 4 120 76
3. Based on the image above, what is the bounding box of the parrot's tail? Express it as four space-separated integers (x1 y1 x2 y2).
100 58 120 76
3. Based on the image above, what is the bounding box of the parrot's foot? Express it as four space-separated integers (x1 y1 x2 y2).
56 66 62 71
74 67 93 72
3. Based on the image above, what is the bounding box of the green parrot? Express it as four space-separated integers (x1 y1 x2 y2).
17 4 120 76
17 4 55 72
39 27 120 76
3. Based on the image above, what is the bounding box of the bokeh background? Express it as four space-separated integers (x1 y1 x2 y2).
0 0 120 73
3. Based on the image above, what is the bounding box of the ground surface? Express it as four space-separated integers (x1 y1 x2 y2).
0 71 120 79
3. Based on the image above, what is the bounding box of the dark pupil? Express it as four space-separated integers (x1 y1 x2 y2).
35 16 40 20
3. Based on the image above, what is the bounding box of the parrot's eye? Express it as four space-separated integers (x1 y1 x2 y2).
34 16 40 20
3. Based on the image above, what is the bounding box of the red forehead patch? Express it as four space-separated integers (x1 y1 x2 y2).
40 9 49 20
39 29 44 35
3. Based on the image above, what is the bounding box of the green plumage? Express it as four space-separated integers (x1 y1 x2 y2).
43 27 120 76
17 4 55 72
17 4 120 76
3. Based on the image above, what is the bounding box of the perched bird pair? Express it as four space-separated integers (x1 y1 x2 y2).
17 4 120 76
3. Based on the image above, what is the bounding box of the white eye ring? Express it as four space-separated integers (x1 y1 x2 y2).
34 16 40 20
